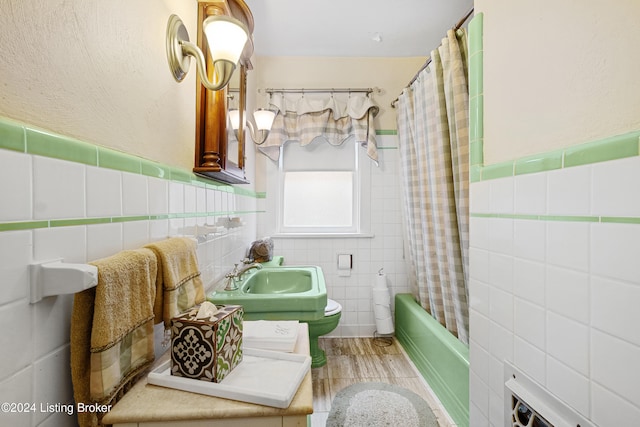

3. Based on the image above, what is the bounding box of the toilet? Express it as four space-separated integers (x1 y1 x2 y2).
303 299 342 368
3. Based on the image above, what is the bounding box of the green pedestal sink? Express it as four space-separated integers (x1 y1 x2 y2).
208 266 327 321
244 269 313 294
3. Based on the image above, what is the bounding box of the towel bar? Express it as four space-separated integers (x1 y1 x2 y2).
30 259 98 303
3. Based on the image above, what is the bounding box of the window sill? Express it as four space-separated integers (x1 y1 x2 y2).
271 232 374 239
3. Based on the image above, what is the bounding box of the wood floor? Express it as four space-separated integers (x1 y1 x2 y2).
310 337 455 426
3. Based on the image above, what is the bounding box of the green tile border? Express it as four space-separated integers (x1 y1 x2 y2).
0 116 260 197
141 159 169 179
0 221 50 232
0 116 270 233
168 166 193 184
49 217 115 228
469 95 483 148
111 215 152 223
601 216 640 224
480 161 513 180
98 147 142 174
467 12 640 184
471 131 640 182
470 141 483 167
26 127 98 166
514 150 563 175
470 165 482 183
0 211 265 233
470 213 640 224
563 132 640 167
376 129 399 149
468 13 484 172
0 117 26 152
467 12 640 227
467 12 483 57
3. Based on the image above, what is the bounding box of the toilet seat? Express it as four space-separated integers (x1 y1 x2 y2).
324 299 342 316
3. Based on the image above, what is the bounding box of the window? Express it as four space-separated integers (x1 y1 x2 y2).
273 136 371 236
283 171 354 228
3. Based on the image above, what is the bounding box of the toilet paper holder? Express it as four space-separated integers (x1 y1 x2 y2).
30 259 98 304
337 254 352 277
337 254 352 269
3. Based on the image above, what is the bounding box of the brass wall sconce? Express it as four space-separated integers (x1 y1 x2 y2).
166 14 248 91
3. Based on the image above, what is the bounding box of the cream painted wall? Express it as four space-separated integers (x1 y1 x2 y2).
0 0 199 170
477 0 640 164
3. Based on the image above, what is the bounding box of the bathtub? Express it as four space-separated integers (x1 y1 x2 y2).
394 293 469 427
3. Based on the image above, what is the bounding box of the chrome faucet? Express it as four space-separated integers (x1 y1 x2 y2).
236 262 263 280
223 261 262 291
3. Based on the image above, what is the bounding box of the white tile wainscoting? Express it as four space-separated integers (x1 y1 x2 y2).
468 154 640 427
0 141 257 426
0 122 409 425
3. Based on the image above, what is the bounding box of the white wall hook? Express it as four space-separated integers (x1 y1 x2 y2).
30 259 98 304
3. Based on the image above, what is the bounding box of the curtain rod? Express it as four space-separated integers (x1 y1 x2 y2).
391 7 474 108
260 87 382 95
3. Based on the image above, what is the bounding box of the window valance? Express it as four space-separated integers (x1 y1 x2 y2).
257 92 380 164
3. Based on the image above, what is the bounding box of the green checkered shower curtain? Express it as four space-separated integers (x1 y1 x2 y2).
396 28 470 344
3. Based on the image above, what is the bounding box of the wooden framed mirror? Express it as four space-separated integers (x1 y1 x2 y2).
193 0 253 184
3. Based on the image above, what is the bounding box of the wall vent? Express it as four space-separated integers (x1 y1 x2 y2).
511 393 554 427
504 362 595 427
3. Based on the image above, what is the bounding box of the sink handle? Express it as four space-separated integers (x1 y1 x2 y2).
224 264 241 291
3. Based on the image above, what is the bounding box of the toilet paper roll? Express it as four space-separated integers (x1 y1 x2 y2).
372 288 391 306
375 316 394 335
375 271 387 289
373 303 391 320
337 254 351 277
337 254 351 270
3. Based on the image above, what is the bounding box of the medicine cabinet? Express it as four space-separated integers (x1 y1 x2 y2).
193 0 253 184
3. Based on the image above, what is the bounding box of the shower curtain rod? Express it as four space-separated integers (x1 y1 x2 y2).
390 7 474 108
260 87 382 95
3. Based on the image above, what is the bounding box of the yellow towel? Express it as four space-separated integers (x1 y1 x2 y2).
145 237 205 327
70 248 157 427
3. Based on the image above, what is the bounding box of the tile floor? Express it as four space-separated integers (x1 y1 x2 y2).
310 337 456 426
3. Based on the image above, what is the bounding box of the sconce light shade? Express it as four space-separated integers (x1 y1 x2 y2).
229 108 276 145
166 14 249 91
228 109 244 131
203 16 248 65
253 109 276 131
247 109 276 145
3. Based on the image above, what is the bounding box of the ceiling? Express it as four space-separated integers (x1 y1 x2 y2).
243 0 474 58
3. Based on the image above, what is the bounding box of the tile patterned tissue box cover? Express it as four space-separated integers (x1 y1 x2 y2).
170 304 243 382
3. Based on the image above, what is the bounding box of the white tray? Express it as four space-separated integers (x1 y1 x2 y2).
147 348 311 408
